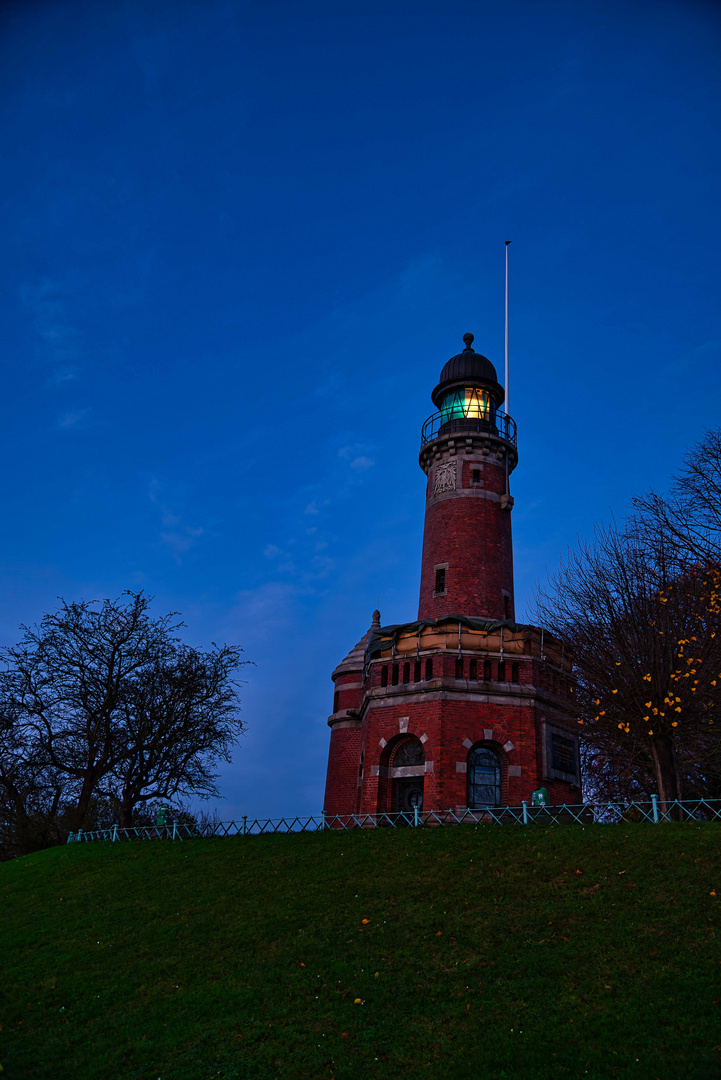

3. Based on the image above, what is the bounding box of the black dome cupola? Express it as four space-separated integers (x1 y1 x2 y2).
431 333 505 411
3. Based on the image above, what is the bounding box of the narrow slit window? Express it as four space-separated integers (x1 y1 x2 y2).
333 691 340 712
497 660 506 682
511 662 519 683
403 662 410 685
455 657 464 679
435 568 446 594
472 468 481 484
381 665 388 687
414 660 421 683
469 658 478 680
425 657 433 680
392 664 399 686
483 658 492 681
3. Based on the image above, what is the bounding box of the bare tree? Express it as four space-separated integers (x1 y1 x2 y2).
106 642 245 827
633 428 721 566
0 592 248 839
0 703 66 858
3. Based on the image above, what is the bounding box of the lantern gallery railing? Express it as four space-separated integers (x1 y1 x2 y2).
66 797 721 843
420 409 517 449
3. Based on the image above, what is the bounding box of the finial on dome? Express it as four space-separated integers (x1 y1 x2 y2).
372 609 381 627
463 332 474 351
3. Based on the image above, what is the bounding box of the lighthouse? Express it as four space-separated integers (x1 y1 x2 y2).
323 333 581 818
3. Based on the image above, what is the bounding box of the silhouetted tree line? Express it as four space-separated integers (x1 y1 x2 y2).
0 592 247 859
536 429 721 808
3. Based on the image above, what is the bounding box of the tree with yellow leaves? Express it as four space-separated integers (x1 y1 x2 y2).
536 517 721 808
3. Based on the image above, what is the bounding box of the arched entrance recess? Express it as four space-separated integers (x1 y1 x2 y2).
467 745 502 809
393 737 425 813
377 735 425 814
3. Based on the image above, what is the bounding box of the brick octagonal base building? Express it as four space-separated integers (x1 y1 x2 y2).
323 333 581 817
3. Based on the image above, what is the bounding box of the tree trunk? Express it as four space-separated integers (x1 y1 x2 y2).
118 798 134 829
649 734 683 819
74 772 98 829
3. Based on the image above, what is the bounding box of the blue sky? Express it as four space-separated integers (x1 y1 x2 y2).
2 0 720 819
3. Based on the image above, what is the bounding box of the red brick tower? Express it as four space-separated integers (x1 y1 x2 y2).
323 333 581 818
418 332 516 623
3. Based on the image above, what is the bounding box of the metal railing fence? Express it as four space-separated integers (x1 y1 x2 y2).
420 410 517 449
67 796 721 843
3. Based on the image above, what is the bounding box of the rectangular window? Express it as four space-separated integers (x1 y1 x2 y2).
455 657 464 679
333 691 340 712
472 468 481 484
392 664 399 686
511 662 519 683
551 733 577 777
425 657 433 680
497 660 506 682
469 658 477 680
435 567 446 594
483 659 492 681
402 662 410 685
414 660 421 683
381 666 388 687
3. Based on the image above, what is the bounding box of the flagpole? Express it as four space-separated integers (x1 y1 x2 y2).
504 240 511 418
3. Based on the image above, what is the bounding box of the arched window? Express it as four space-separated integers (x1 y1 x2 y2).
403 662 410 684
414 660 421 683
468 746 502 809
381 666 388 687
393 739 424 767
425 657 433 680
392 664 399 685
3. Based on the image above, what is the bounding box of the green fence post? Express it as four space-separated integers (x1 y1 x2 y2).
522 801 528 825
651 795 659 823
172 819 178 840
414 805 419 828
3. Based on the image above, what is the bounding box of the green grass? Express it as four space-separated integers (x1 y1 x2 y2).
1 824 720 1080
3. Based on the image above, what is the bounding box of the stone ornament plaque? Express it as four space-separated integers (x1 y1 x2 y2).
433 461 456 495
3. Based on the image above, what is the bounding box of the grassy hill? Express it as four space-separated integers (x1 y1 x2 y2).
1 823 720 1080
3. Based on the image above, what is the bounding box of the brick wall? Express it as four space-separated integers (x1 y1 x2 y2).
418 482 515 620
356 691 581 814
323 723 362 817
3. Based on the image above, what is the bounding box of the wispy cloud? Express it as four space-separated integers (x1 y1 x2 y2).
21 279 85 378
148 477 206 563
159 526 205 557
339 444 375 471
57 408 90 430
